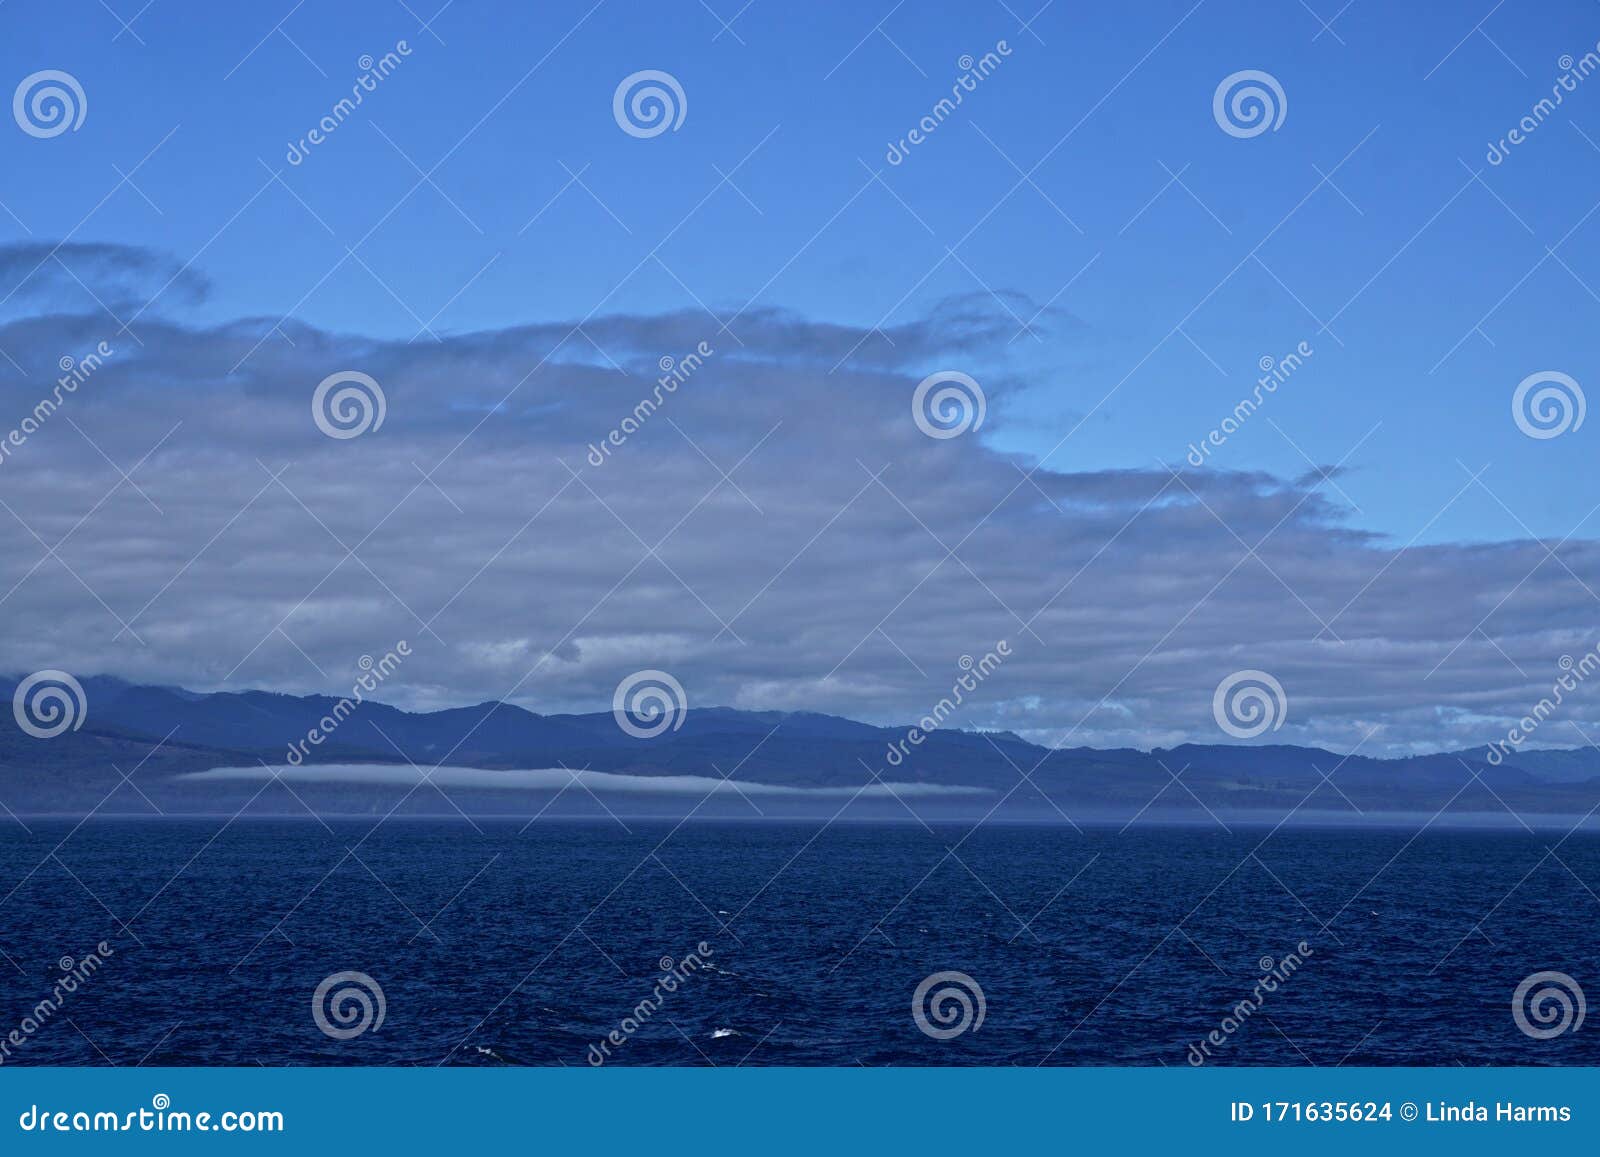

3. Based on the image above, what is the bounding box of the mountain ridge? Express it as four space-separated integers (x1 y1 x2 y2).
2 675 1598 821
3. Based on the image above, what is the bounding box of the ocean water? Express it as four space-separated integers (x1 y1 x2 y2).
0 820 1596 1066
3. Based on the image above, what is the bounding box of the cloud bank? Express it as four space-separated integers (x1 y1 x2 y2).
2 242 1598 756
182 764 992 797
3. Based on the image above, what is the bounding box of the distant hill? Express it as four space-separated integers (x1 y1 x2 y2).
1 675 1597 823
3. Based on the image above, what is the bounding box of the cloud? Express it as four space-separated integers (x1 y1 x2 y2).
182 764 991 797
0 250 1596 757
0 241 210 327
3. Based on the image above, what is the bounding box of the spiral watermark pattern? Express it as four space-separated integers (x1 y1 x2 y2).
1512 370 1584 439
312 370 386 440
12 670 87 739
1212 69 1286 138
612 70 686 138
1512 970 1585 1040
13 70 86 138
1211 669 1287 739
912 371 985 439
312 970 386 1040
912 970 986 1040
612 669 688 738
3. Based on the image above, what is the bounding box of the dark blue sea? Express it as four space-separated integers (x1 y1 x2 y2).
1 821 1596 1066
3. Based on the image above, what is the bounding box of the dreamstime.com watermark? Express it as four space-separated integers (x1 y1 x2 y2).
285 643 411 765
587 342 713 466
586 941 714 1064
1486 45 1600 165
885 41 1013 165
0 342 113 470
884 642 1011 768
17 1095 282 1134
286 41 413 165
1484 644 1600 766
0 942 113 1065
1186 341 1312 465
1186 942 1314 1065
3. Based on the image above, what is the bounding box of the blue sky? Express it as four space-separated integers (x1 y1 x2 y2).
3 1 1600 751
5 0 1599 544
